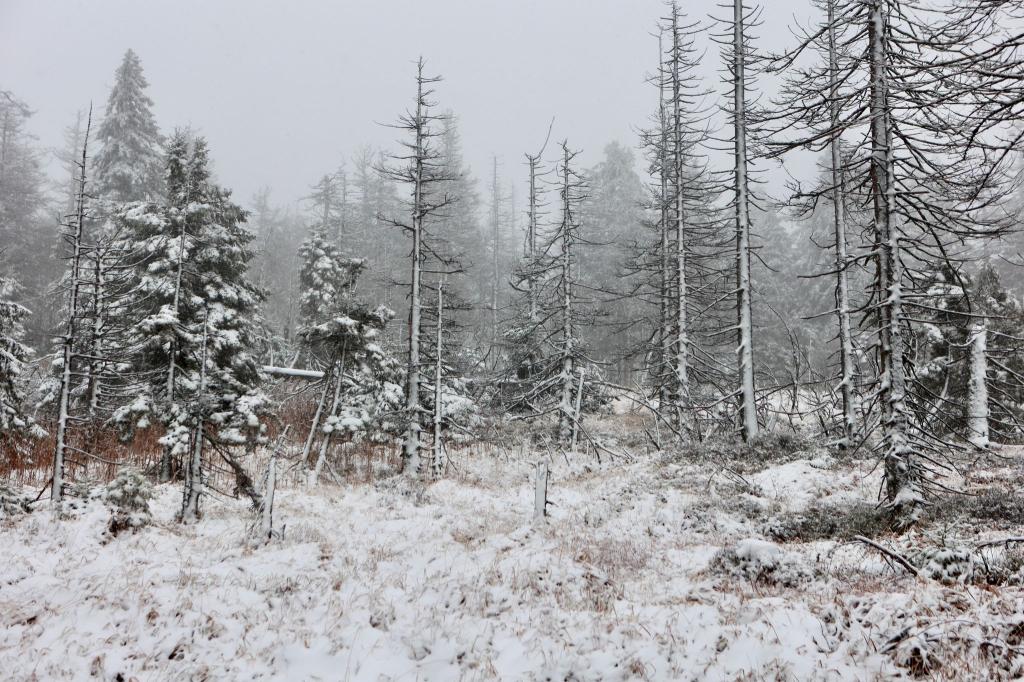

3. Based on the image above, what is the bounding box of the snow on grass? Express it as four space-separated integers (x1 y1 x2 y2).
1 447 1021 680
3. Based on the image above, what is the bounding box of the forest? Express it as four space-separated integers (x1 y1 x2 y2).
3 0 1024 679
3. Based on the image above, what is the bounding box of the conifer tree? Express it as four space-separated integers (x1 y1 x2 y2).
768 0 1018 525
296 237 400 485
295 225 402 485
115 132 266 513
0 90 56 350
93 49 164 202
0 273 35 439
378 59 457 476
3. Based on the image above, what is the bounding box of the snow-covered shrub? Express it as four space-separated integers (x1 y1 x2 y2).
64 477 103 514
0 484 30 519
927 488 1024 527
765 502 890 542
914 546 979 585
981 547 1024 586
708 538 814 587
674 431 818 469
104 468 155 535
832 589 1024 678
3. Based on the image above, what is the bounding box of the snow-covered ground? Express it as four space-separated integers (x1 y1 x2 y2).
3 440 1024 680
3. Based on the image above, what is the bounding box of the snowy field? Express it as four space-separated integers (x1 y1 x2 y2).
3 437 1024 680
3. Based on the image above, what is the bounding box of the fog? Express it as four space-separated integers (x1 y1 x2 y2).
1 0 813 206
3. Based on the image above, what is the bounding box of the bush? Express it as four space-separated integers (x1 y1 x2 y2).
104 468 154 535
914 546 980 585
927 488 1024 527
708 538 814 587
980 547 1024 586
0 483 30 519
672 431 820 470
766 502 891 542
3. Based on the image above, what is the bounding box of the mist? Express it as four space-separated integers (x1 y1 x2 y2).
2 0 814 204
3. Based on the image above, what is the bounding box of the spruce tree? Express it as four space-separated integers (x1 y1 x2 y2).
115 132 266 509
0 274 36 438
0 90 56 350
93 49 164 202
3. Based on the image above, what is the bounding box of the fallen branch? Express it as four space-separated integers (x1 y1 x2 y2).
851 535 921 577
974 537 1024 551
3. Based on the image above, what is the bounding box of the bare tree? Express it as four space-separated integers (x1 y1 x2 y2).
378 58 455 476
767 0 1018 525
719 0 760 442
52 106 92 510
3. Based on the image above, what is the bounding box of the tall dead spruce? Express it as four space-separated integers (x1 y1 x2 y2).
378 59 455 477
768 0 1017 526
719 0 760 443
639 3 716 436
51 107 93 510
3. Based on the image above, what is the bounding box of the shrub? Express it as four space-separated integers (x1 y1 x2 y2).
927 488 1024 527
913 546 980 585
766 502 891 542
0 483 30 518
104 468 155 535
672 431 820 470
708 538 813 587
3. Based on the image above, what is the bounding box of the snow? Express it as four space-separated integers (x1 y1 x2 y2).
2 447 1022 680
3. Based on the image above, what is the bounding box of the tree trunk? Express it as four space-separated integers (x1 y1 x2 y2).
828 0 856 447
658 32 672 410
301 369 333 482
967 319 989 449
670 12 691 431
869 0 920 523
181 306 210 523
52 110 93 510
161 170 192 483
431 283 444 479
733 0 758 442
557 146 576 444
310 347 346 487
403 67 426 476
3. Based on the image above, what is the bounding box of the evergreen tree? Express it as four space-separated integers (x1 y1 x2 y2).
0 274 36 438
249 188 302 359
297 229 364 336
296 236 401 484
93 49 164 202
115 132 266 511
0 90 57 350
581 141 645 383
428 113 481 321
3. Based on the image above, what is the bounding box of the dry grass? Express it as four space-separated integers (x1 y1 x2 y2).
1 422 164 489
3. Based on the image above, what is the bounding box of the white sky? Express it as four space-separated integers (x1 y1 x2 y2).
1 0 816 211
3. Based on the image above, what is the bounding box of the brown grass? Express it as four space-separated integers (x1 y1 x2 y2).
1 422 163 489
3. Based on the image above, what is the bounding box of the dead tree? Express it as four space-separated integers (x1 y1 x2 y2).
505 121 553 393
553 142 589 444
377 58 455 476
662 3 714 433
721 0 760 442
767 0 1017 525
52 106 93 510
430 281 444 478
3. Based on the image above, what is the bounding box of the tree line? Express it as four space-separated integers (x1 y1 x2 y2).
2 0 1024 530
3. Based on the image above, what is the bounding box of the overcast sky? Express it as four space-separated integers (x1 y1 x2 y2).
1 0 815 213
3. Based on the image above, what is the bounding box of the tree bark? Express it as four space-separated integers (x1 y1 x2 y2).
733 0 758 442
828 0 857 447
967 319 989 449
